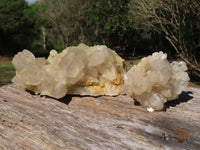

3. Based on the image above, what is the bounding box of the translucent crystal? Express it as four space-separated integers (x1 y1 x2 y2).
12 44 125 98
123 51 190 111
12 45 189 111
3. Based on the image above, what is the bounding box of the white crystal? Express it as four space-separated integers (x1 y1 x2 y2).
12 45 189 111
123 51 190 110
147 107 154 112
12 44 125 98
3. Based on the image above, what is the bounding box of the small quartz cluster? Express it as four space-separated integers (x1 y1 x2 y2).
12 44 189 111
123 52 190 111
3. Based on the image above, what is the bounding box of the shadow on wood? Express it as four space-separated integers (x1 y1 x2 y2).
164 91 193 111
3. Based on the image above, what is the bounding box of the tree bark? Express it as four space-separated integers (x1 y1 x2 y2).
0 84 199 149
55 23 68 48
41 26 46 51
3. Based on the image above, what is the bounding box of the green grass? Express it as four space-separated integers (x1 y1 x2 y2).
0 62 15 86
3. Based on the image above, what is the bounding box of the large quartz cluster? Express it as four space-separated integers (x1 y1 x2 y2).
12 44 189 111
12 43 125 98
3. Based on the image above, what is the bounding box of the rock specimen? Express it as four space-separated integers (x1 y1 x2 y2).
123 52 190 111
12 44 189 111
12 43 125 99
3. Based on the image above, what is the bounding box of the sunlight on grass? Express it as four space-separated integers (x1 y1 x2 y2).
0 62 14 71
0 62 15 86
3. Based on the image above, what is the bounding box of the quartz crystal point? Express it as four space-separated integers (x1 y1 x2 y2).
12 44 189 111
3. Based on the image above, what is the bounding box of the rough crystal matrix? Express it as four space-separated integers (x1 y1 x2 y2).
12 44 189 111
12 43 125 98
123 52 190 111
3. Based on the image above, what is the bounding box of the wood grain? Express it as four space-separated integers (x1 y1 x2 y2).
0 84 199 150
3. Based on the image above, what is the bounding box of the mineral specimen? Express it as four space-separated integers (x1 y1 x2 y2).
123 52 190 111
12 43 125 98
12 44 189 111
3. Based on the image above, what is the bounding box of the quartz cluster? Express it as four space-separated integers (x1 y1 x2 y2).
123 52 190 111
12 43 125 99
12 44 189 111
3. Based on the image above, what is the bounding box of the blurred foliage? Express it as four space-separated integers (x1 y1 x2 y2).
0 62 15 86
88 0 138 56
0 0 178 57
129 0 200 78
0 0 199 78
0 0 28 55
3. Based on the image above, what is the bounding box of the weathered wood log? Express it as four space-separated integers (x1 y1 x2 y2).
0 84 199 150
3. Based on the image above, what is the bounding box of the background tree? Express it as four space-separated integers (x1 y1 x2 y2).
89 0 133 52
23 2 50 52
39 0 93 48
0 0 28 55
129 0 200 77
39 0 138 56
0 0 43 56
